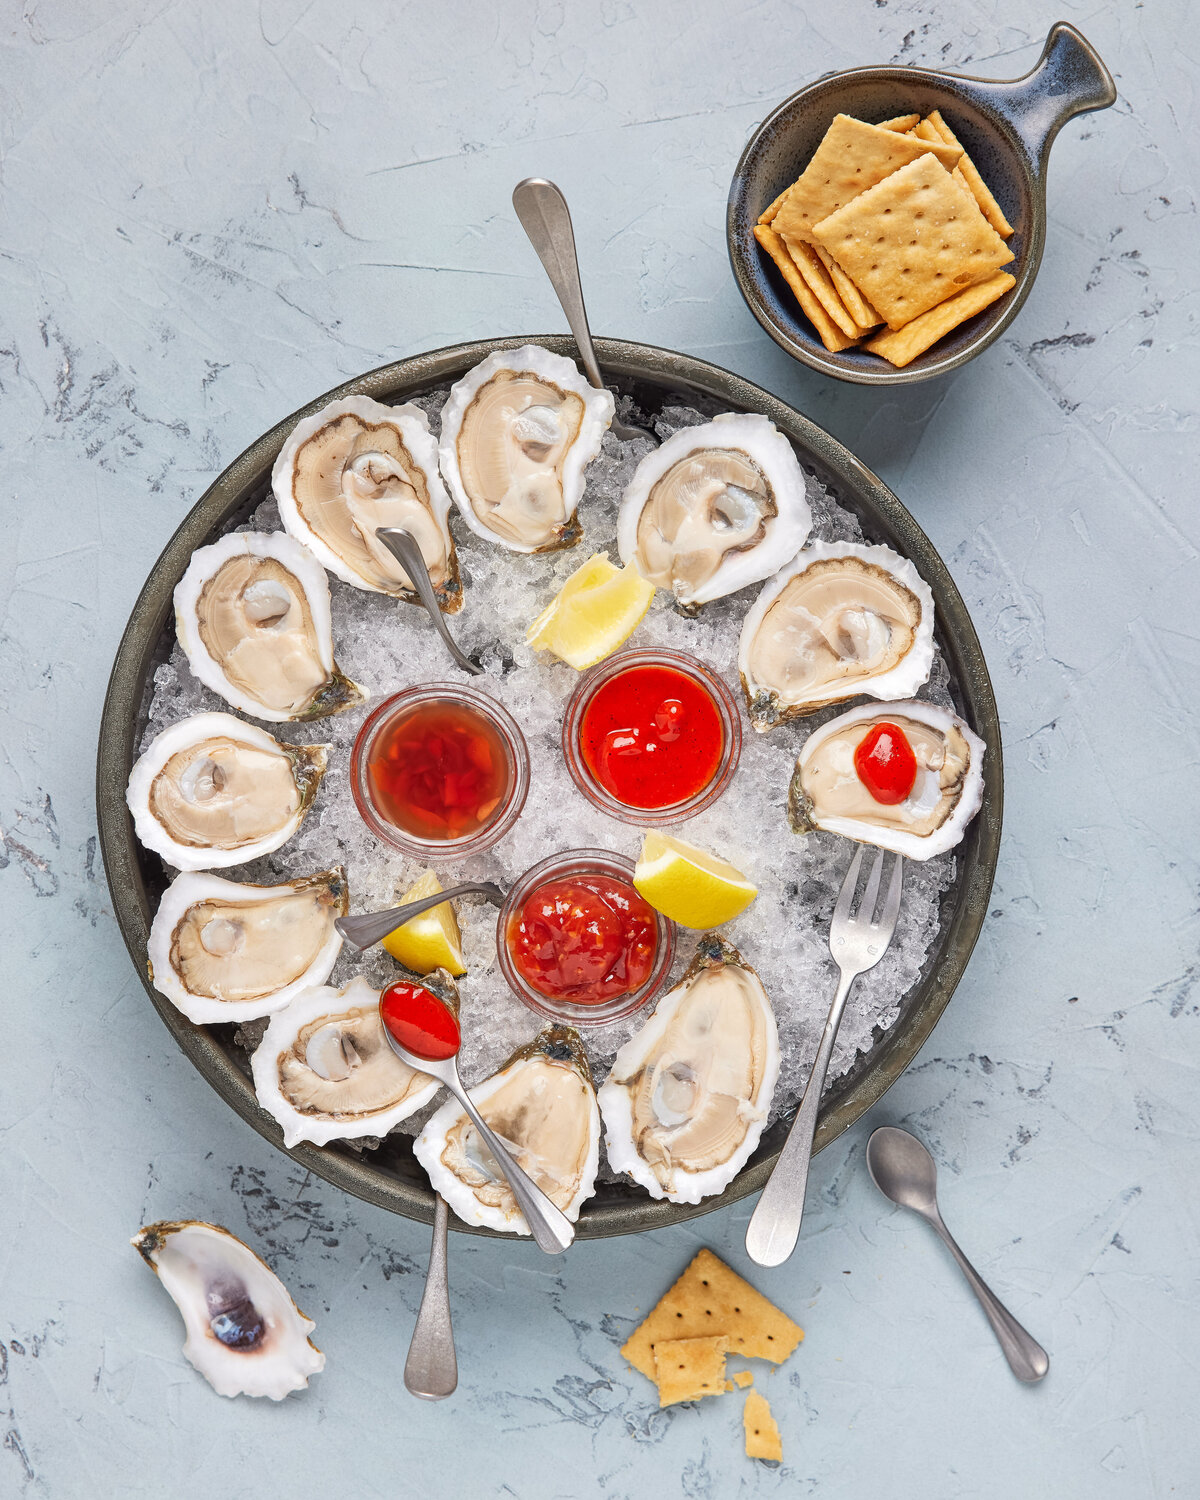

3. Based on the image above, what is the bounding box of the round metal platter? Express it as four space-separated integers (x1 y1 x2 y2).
97 335 1002 1239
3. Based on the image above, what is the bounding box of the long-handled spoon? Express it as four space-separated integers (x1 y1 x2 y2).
404 1195 457 1401
866 1125 1049 1383
512 177 658 445
336 881 506 953
379 1004 575 1256
375 526 483 677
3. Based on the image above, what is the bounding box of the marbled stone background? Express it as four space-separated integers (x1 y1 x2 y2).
2 2 1196 1496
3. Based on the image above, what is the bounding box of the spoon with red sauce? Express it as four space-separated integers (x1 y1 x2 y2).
379 981 575 1255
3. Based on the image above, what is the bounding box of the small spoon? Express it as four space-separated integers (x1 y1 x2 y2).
511 177 658 445
336 881 506 953
380 1006 575 1256
404 1194 457 1401
866 1125 1049 1383
375 526 483 677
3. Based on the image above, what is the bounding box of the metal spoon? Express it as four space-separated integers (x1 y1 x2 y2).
381 1023 575 1256
336 881 506 953
404 1195 457 1401
866 1125 1049 1383
375 526 483 676
511 177 657 445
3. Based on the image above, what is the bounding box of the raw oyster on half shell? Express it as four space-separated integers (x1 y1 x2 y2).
438 345 614 553
251 974 445 1148
272 395 462 612
174 530 366 722
126 712 327 872
132 1219 324 1400
146 868 347 1025
598 935 779 1205
617 412 811 608
739 541 935 730
788 699 985 860
414 1025 600 1234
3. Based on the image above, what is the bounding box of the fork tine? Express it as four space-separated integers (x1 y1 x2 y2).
860 848 885 923
832 845 865 927
877 852 904 934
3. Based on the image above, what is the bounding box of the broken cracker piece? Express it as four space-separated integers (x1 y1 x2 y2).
927 108 1013 236
863 270 1016 366
622 1248 804 1383
732 1370 754 1389
743 1391 783 1462
651 1336 729 1406
753 224 860 352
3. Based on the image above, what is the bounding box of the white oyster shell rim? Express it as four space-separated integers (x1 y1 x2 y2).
737 539 936 724
437 344 615 553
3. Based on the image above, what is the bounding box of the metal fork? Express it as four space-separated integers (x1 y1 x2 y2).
746 846 905 1268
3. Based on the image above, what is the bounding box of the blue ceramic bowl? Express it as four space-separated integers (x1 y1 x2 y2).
728 23 1115 385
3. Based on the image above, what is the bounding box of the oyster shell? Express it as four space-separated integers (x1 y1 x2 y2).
788 699 985 860
272 395 462 612
739 541 935 729
251 974 444 1148
438 345 614 553
146 868 347 1025
617 412 811 607
126 712 327 872
174 530 366 722
132 1220 324 1400
414 1025 600 1234
598 935 779 1204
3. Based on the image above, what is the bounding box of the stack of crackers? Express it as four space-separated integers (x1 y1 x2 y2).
621 1249 803 1463
755 110 1016 367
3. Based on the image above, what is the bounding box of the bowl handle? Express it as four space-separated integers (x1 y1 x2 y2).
960 22 1116 170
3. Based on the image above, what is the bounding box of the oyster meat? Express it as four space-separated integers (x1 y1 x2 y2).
438 345 614 553
126 711 327 872
617 412 811 607
251 975 443 1148
598 935 779 1204
132 1220 324 1400
272 395 462 612
788 699 985 860
739 541 935 729
174 530 366 722
414 1025 600 1234
147 868 347 1025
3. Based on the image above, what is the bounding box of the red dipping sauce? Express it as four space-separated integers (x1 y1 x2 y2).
380 980 460 1061
579 664 724 810
368 699 510 841
507 875 657 1006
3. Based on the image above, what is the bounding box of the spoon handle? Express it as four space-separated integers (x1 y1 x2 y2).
929 1214 1049 1382
404 1195 458 1401
336 882 505 952
375 527 482 677
512 178 604 391
745 968 855 1267
445 1076 575 1255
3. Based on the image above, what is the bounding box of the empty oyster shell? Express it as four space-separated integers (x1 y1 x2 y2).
132 1220 323 1400
251 974 445 1148
174 530 366 722
414 1025 600 1234
598 935 779 1204
146 868 347 1025
126 712 327 872
438 345 614 553
739 541 935 729
617 412 811 608
788 699 985 860
272 395 462 612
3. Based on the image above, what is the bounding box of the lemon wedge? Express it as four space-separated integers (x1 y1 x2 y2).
527 553 655 669
633 832 757 929
381 870 467 976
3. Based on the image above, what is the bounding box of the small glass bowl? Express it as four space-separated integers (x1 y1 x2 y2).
350 682 530 860
561 647 743 826
497 848 675 1028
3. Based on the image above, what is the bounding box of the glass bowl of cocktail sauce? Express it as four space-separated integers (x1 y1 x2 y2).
561 648 742 825
351 683 530 859
498 849 675 1027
